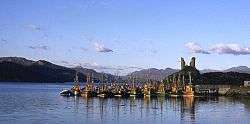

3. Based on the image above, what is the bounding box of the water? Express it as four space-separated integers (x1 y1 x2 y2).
0 83 250 124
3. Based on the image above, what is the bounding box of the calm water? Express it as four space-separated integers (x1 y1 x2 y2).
0 83 250 124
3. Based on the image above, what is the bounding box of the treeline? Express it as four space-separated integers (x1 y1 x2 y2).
201 72 250 85
164 66 250 85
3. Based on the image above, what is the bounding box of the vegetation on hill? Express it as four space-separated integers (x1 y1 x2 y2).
164 66 202 85
1 57 250 85
164 66 250 85
0 57 86 83
202 72 250 85
129 68 179 81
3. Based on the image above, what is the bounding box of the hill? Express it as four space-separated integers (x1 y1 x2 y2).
199 66 250 74
129 68 179 81
200 69 220 74
202 72 250 85
224 66 250 74
0 57 86 82
73 66 115 82
164 66 250 85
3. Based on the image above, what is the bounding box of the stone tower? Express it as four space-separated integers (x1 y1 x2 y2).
190 57 196 68
181 57 186 70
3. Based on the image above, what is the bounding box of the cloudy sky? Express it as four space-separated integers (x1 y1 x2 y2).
0 0 250 75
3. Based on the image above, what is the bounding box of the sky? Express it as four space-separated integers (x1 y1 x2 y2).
0 0 250 75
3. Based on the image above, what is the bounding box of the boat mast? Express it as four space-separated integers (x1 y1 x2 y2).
101 72 104 85
87 73 91 85
132 75 135 88
74 72 79 86
189 71 192 85
182 74 185 85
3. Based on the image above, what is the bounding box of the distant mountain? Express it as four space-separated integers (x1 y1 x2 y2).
224 66 250 74
1 56 250 84
0 57 34 66
0 57 86 82
129 68 179 81
200 66 250 74
73 66 115 82
200 69 220 74
73 66 99 77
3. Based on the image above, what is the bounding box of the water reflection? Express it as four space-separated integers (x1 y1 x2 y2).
180 97 195 122
64 96 250 124
1 83 250 124
73 97 197 123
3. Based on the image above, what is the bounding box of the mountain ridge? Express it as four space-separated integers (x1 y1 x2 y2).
0 57 86 82
1 57 250 82
127 66 250 81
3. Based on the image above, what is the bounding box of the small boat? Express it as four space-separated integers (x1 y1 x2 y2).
60 89 73 96
97 93 106 98
114 94 122 97
59 73 81 96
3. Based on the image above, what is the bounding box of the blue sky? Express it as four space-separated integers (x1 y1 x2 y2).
0 0 250 75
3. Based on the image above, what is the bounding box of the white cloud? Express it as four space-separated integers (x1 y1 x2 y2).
0 38 7 46
94 42 113 53
210 43 250 55
82 34 114 53
80 62 114 70
185 42 210 54
1 38 7 42
78 62 142 75
25 24 41 31
185 42 250 55
28 45 49 50
61 60 69 64
80 47 88 51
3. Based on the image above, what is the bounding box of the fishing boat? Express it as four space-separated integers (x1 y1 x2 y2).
182 72 194 97
143 70 152 97
129 88 137 97
120 85 130 97
112 83 122 97
143 70 157 97
129 76 137 97
170 83 179 97
72 73 81 96
97 84 107 97
156 82 165 96
81 74 96 97
97 84 108 98
130 86 143 98
97 74 110 98
111 83 130 98
143 83 151 97
182 85 194 97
